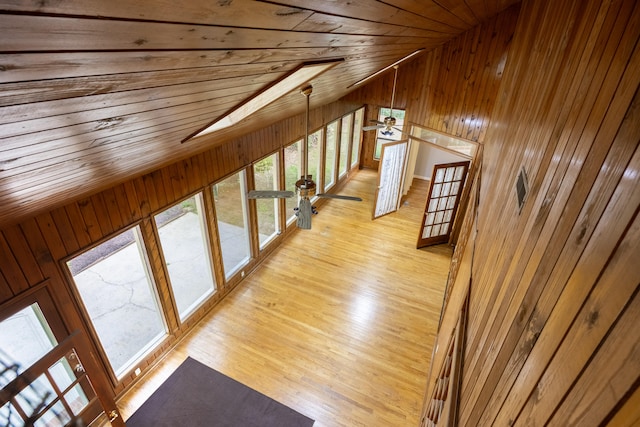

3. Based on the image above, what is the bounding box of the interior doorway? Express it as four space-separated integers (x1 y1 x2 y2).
403 125 478 246
369 125 478 243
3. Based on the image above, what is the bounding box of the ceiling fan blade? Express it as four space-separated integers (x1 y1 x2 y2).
369 119 385 124
317 193 363 201
248 190 294 199
363 125 384 131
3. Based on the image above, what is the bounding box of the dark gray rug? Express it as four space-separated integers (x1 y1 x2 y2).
126 357 314 427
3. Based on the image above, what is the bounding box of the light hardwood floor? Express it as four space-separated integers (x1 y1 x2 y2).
116 170 452 427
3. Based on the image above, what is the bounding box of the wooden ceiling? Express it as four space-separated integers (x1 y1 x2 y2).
0 0 518 228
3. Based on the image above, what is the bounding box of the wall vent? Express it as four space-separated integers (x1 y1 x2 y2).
516 167 529 213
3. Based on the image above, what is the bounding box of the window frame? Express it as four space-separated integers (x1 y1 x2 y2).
283 138 302 227
338 113 353 179
64 224 169 380
351 107 365 169
324 119 340 192
212 169 253 281
251 152 283 250
153 192 217 323
373 107 406 160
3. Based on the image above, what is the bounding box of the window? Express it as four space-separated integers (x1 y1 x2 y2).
308 128 322 199
155 194 216 321
66 227 167 378
213 170 252 278
253 154 281 248
284 140 301 225
338 114 352 178
374 108 405 160
351 107 364 168
324 120 339 191
185 59 342 140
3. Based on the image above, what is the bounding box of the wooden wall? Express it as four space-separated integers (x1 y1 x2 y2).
344 3 519 170
450 0 640 424
351 0 640 419
0 3 526 411
2 0 639 422
410 5 518 144
0 99 359 395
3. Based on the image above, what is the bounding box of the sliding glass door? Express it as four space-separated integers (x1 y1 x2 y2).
154 194 216 321
66 227 167 379
324 120 338 192
308 128 322 195
213 170 252 279
351 107 364 168
338 114 352 178
253 154 281 248
284 140 301 225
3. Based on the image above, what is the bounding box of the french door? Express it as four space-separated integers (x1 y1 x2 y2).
0 284 123 426
417 161 469 248
373 140 409 219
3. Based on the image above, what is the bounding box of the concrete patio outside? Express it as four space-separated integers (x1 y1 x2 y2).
69 212 254 376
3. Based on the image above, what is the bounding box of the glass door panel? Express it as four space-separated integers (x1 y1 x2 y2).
417 161 470 248
0 303 56 380
308 129 322 197
154 194 216 321
373 140 409 219
213 170 252 278
0 289 118 426
338 114 352 178
324 120 338 191
284 140 301 225
2 348 97 427
253 154 281 248
66 226 167 378
351 107 364 168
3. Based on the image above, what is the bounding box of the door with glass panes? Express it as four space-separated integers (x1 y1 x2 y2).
373 139 409 219
417 161 469 248
0 285 123 426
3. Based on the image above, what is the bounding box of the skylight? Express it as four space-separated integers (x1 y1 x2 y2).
182 59 344 142
348 49 424 88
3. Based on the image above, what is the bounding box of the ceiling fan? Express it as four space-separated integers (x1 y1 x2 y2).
363 65 404 137
248 85 362 230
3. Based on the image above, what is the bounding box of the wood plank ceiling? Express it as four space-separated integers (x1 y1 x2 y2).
0 0 518 228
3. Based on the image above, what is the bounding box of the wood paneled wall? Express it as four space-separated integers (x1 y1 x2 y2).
452 0 640 424
345 4 518 252
2 0 638 422
343 3 520 170
410 4 519 144
0 99 359 394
